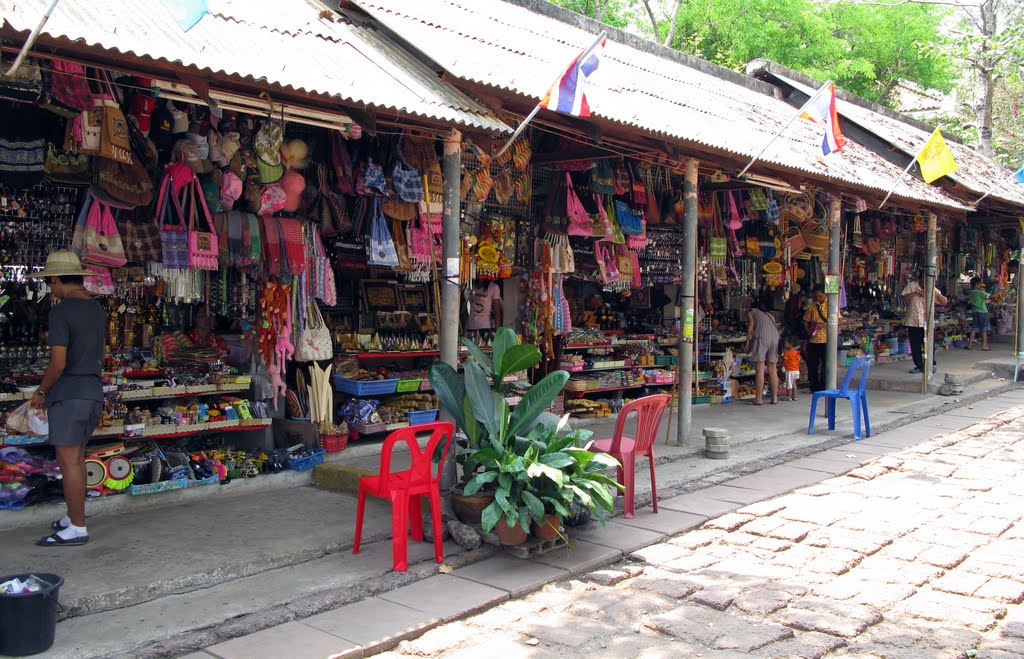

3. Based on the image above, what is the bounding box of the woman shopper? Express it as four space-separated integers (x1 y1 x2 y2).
745 300 781 405
29 251 106 547
803 285 829 392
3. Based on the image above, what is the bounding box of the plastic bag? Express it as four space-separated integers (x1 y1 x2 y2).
7 402 47 436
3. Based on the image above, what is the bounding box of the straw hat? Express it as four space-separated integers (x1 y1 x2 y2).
30 250 96 279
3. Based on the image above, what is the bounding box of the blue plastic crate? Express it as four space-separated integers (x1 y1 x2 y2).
332 376 399 396
406 409 439 425
287 449 326 471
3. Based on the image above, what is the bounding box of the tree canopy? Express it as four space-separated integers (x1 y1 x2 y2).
549 0 953 105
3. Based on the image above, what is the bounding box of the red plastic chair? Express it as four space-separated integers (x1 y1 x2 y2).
588 394 670 519
353 421 454 572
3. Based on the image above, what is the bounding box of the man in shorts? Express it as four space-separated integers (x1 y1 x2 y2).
29 251 106 546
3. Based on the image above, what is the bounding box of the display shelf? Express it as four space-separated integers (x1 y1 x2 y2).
576 365 634 372
116 384 249 402
564 384 644 396
347 351 440 359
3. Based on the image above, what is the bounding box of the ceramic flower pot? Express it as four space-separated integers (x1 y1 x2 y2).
495 515 529 546
451 490 494 526
531 514 562 540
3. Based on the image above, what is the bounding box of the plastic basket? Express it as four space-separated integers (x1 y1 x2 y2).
407 409 439 425
419 380 433 392
287 449 326 471
321 433 349 453
692 395 711 405
332 377 398 396
655 355 677 366
352 422 386 435
127 478 189 496
395 378 422 393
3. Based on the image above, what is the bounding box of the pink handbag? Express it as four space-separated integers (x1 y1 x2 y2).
185 177 219 270
565 173 591 237
81 195 127 268
83 264 115 296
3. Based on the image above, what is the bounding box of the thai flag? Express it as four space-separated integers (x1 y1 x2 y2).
800 82 847 156
540 36 607 118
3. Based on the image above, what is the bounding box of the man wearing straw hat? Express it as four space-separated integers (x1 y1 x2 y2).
29 250 106 546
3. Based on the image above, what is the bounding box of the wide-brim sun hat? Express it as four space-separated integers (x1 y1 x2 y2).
30 250 97 278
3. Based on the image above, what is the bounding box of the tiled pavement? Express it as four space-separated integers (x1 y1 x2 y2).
194 390 1024 658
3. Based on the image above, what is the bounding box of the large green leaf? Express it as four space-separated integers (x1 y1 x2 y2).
428 362 465 430
521 490 546 523
463 470 498 495
481 500 502 533
505 370 569 439
539 453 575 470
459 337 493 374
527 461 565 487
490 327 516 376
462 396 480 446
464 360 499 438
496 344 540 382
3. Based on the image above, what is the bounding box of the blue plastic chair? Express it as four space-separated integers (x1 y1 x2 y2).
807 355 874 440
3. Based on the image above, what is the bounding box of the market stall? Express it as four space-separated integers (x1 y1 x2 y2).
0 55 498 509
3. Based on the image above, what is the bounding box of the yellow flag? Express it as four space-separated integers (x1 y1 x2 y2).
916 128 958 183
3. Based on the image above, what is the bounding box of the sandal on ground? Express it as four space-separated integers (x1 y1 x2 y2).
982 347 991 351
36 532 88 547
748 401 763 406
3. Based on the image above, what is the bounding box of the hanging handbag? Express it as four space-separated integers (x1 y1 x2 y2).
391 136 424 203
627 161 647 210
591 159 616 195
120 204 161 263
94 152 154 207
615 200 644 236
565 173 591 237
293 300 333 362
595 242 620 284
82 264 115 296
185 178 219 270
408 213 434 264
330 131 354 195
367 200 400 267
156 175 189 269
81 196 127 267
765 191 780 223
92 94 133 165
47 60 94 113
418 175 443 234
44 143 90 186
356 158 388 197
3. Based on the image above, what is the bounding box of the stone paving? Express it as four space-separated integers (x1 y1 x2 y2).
186 391 1024 659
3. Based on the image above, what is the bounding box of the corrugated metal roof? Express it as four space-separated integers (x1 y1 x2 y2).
770 72 1024 208
0 0 510 132
353 0 970 211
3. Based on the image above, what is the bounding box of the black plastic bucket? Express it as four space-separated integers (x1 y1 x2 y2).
0 573 64 656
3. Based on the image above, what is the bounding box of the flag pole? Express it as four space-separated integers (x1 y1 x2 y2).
972 168 1022 205
493 30 607 159
877 157 917 209
737 81 833 179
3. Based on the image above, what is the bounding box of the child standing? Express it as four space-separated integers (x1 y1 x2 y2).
967 276 991 351
782 337 802 401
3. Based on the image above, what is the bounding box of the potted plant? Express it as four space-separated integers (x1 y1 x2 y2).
429 328 622 543
430 327 567 529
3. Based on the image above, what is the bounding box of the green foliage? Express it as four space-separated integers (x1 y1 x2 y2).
429 326 621 533
662 0 952 104
546 0 953 107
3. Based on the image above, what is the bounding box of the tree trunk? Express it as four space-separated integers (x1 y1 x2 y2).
641 0 662 42
975 0 997 158
663 0 684 47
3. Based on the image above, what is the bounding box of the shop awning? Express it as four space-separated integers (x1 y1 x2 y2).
351 0 970 211
752 64 1024 210
0 0 511 133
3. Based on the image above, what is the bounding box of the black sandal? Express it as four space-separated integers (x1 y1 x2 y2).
50 519 68 531
36 532 88 547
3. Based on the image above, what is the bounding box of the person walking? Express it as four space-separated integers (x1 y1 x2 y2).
803 285 829 392
902 273 947 373
29 251 106 546
745 300 780 405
